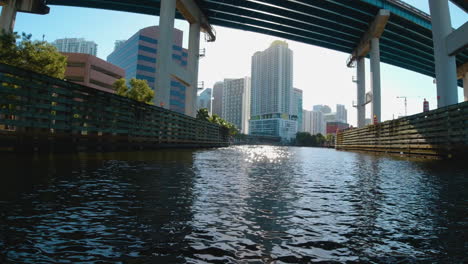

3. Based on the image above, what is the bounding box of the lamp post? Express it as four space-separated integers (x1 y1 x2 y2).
209 96 214 116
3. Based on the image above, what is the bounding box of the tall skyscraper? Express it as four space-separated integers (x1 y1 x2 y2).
114 40 126 51
52 38 97 56
250 40 296 140
312 110 326 135
222 77 251 134
336 104 348 123
107 26 189 114
197 88 212 113
292 88 303 132
302 110 325 135
313 104 332 114
212 81 224 117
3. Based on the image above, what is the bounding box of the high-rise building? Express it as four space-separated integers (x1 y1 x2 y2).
326 121 349 135
324 112 336 123
107 26 188 114
302 110 325 135
292 88 303 132
212 81 224 117
250 40 296 140
336 104 348 123
312 110 326 135
62 53 124 93
114 40 126 51
197 88 212 113
222 77 251 134
52 38 97 56
313 104 332 114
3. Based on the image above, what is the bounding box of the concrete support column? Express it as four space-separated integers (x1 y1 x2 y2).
155 0 176 109
428 0 458 107
370 37 381 123
186 22 201 117
464 72 468 102
0 0 18 33
356 57 366 128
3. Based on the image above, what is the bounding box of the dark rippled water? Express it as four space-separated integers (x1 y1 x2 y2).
0 146 467 263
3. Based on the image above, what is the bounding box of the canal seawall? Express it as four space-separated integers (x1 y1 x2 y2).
0 63 229 152
336 101 468 159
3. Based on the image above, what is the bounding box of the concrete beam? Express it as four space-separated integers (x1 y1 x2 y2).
185 22 201 117
347 9 390 67
370 38 381 123
155 0 176 108
429 0 458 107
446 21 468 56
1 0 49 33
0 0 17 33
176 0 215 42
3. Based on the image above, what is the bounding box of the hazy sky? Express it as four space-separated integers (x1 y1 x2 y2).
3 0 467 126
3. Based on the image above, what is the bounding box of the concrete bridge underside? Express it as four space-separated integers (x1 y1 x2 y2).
1 0 467 121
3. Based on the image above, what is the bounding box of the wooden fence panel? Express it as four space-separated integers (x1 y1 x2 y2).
336 101 468 158
0 63 229 152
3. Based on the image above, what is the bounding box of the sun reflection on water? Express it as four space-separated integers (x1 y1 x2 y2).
238 145 291 164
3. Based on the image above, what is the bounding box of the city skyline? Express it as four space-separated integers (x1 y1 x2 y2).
6 0 466 127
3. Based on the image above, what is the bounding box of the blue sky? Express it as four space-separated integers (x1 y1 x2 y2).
2 1 467 126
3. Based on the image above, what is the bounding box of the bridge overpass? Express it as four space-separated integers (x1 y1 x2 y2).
1 0 467 126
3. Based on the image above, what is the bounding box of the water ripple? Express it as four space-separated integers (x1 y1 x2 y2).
0 146 466 263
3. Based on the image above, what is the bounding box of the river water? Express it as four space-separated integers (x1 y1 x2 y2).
0 146 466 263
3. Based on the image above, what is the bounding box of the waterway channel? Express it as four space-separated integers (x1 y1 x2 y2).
0 146 466 263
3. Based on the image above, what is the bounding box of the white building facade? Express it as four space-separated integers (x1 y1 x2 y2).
292 88 303 132
336 104 348 123
249 40 296 140
302 110 326 135
52 38 97 56
222 77 251 134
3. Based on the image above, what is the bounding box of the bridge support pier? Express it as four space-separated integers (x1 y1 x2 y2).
356 57 366 128
428 0 458 107
0 0 17 33
186 22 201 117
155 0 176 109
370 37 381 123
155 0 215 116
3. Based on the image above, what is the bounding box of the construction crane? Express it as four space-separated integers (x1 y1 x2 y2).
396 96 408 116
396 96 422 116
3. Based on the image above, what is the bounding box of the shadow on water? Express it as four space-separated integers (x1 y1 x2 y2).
0 150 197 263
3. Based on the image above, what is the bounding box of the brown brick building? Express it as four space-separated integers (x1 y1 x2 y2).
62 53 125 93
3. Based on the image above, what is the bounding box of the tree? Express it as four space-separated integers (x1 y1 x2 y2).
112 78 128 96
196 108 210 121
196 108 239 136
315 133 325 146
0 31 67 79
112 78 155 104
325 134 335 146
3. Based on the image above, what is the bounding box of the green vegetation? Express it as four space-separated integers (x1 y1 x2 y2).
196 108 239 136
0 31 67 79
112 78 155 104
325 134 335 146
295 132 325 147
